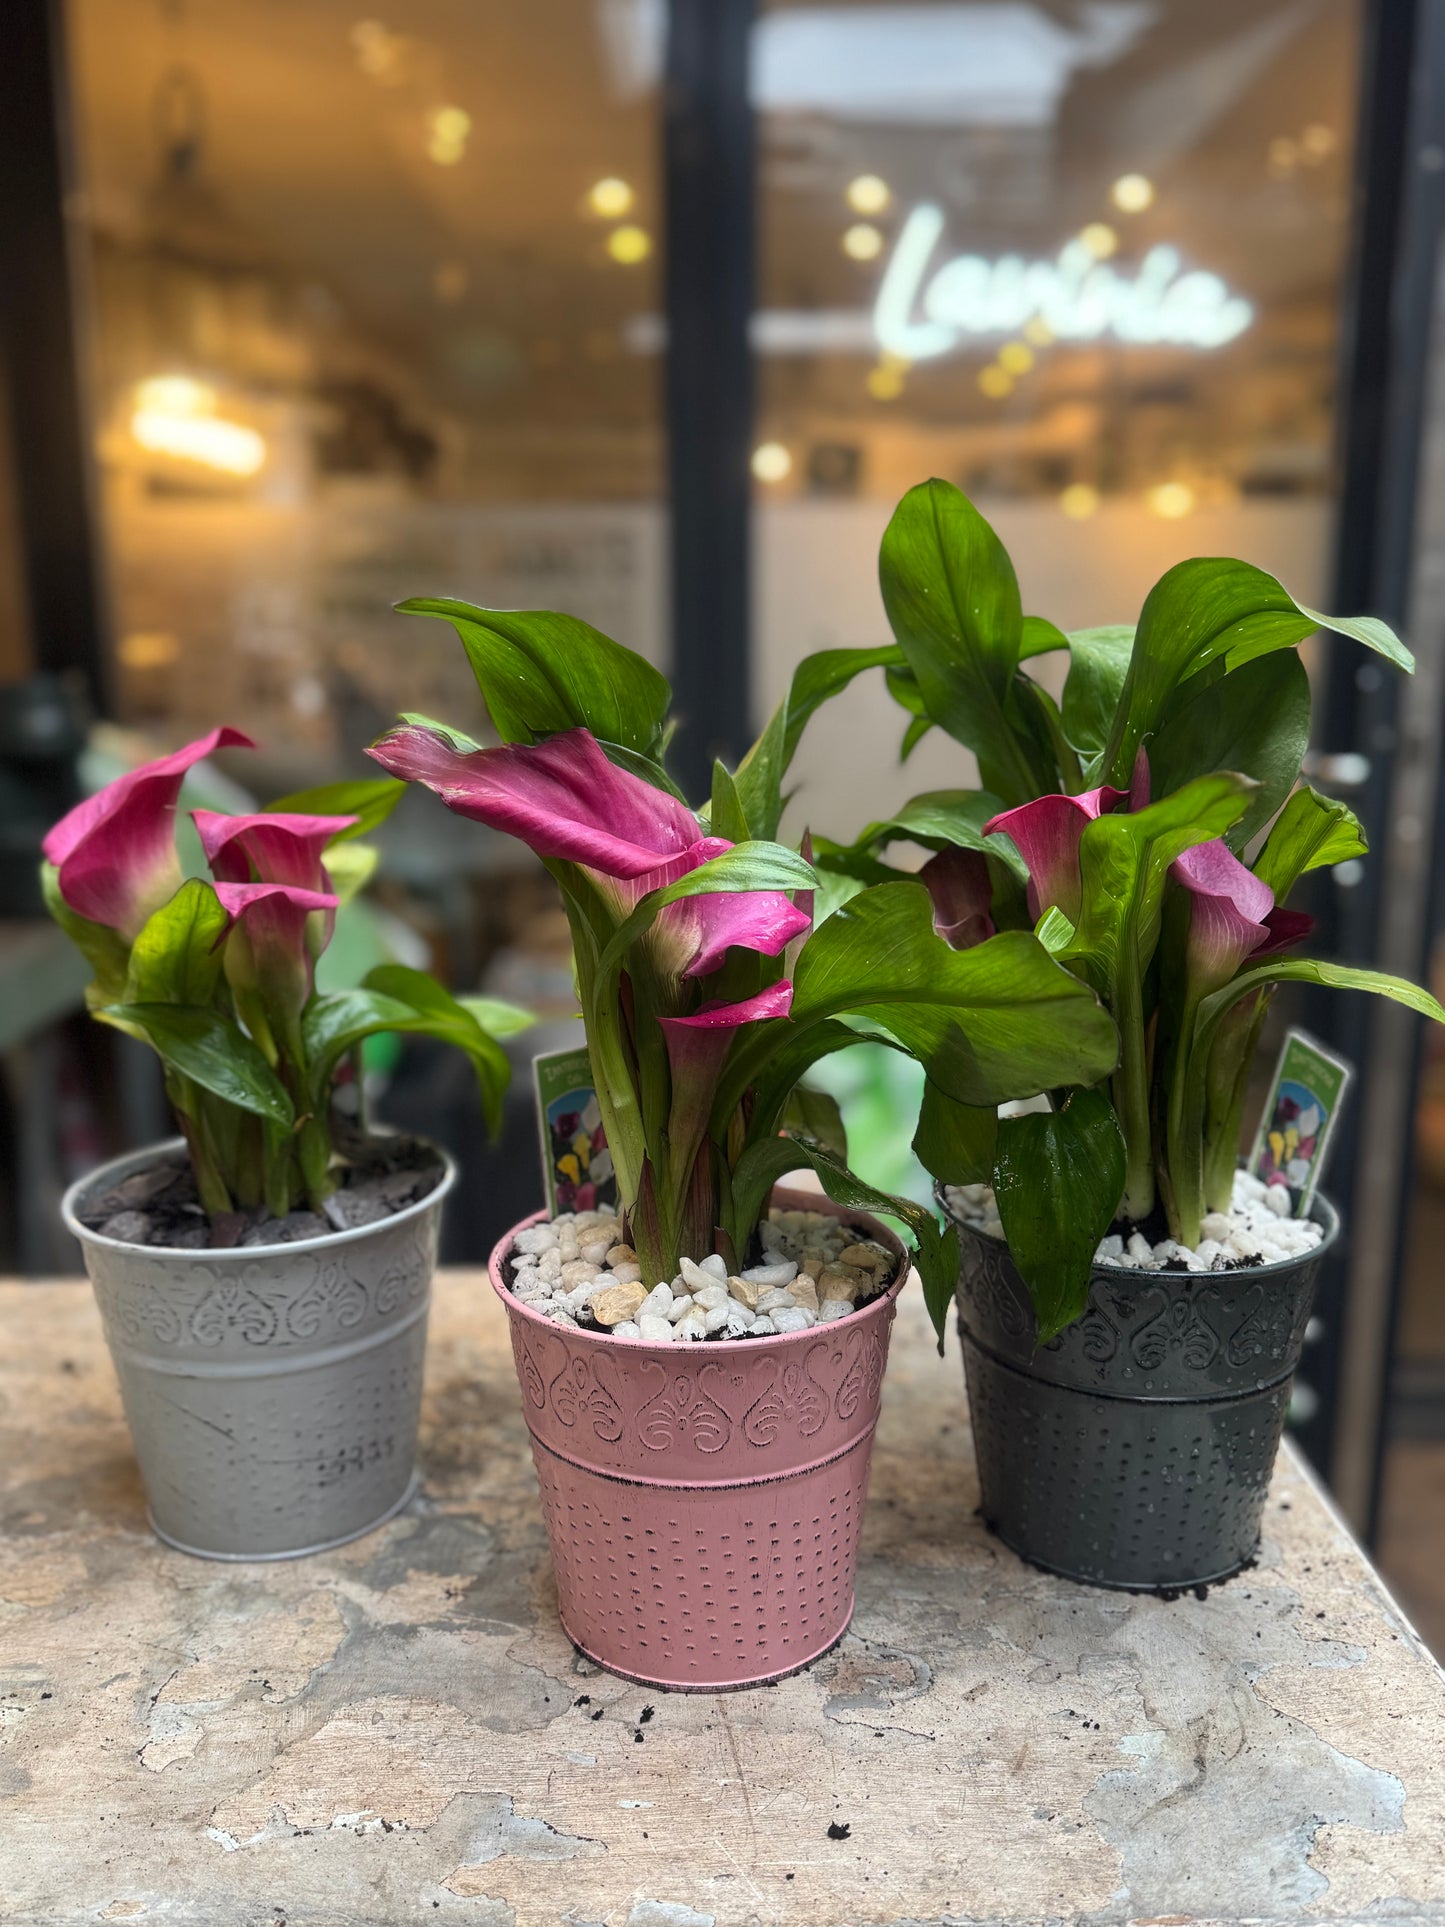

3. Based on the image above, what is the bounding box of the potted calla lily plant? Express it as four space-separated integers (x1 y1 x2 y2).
46 730 525 1560
832 478 1445 1590
367 597 1120 1688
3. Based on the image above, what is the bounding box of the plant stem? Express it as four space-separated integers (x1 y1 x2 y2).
1114 960 1154 1222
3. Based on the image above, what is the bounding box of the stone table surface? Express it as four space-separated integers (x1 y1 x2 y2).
3 1271 1445 1927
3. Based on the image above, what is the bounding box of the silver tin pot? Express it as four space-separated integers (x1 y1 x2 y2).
63 1137 455 1560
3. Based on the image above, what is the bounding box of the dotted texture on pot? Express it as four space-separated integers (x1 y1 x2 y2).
948 1196 1336 1591
489 1189 907 1691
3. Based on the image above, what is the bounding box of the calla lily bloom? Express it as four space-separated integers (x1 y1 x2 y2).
43 727 254 939
984 785 1127 923
1169 840 1281 994
919 848 995 951
368 722 809 978
214 881 341 1024
194 810 357 890
659 983 795 1202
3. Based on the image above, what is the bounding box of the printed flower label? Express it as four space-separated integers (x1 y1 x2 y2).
1248 1028 1353 1218
532 1045 616 1218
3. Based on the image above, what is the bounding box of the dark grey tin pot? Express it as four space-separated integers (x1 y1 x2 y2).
940 1184 1339 1592
63 1136 455 1561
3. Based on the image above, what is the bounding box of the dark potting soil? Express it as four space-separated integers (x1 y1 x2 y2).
75 1136 445 1251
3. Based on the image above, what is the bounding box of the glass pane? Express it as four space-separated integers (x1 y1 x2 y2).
67 0 666 779
754 0 1362 839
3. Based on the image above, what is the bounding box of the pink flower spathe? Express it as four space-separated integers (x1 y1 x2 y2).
983 785 1127 924
44 727 254 939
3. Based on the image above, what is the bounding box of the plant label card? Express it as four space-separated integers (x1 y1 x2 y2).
1247 1028 1354 1219
532 1046 617 1218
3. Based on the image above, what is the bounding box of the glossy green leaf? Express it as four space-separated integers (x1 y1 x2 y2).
396 599 671 759
726 1130 960 1349
741 882 1119 1110
709 758 754 845
1061 626 1134 756
1253 785 1368 899
849 788 1025 879
879 479 1044 804
303 965 515 1135
1101 558 1411 787
1148 650 1311 850
992 1088 1126 1342
912 1078 996 1186
459 994 537 1038
780 1082 848 1162
1068 773 1256 987
264 777 407 841
99 1003 294 1126
1020 615 1069 659
781 644 907 767
125 879 228 1007
41 863 131 1006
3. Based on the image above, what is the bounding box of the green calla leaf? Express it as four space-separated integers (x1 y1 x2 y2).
125 879 228 1007
779 1082 849 1162
1061 626 1134 756
780 644 907 769
879 479 1047 805
726 1130 960 1350
1102 558 1411 787
458 994 537 1038
98 1002 295 1127
709 758 753 844
724 882 1119 1116
912 1078 997 1187
1067 772 1257 987
322 841 380 904
1253 786 1369 899
1148 650 1311 851
41 862 132 1007
396 600 671 760
848 789 1025 879
1020 615 1069 659
992 1088 1127 1343
264 778 408 841
303 964 519 1136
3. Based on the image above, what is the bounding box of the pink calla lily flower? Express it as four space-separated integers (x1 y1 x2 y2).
194 810 357 890
659 983 795 1192
1253 906 1315 958
367 723 809 978
919 848 995 951
1169 840 1278 993
984 785 1127 923
43 727 254 939
214 881 341 1019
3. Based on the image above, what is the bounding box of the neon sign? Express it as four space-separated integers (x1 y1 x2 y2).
874 204 1254 360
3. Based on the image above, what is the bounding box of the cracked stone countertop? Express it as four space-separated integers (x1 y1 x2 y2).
3 1272 1444 1927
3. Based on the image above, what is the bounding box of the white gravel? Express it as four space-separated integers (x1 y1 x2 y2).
944 1167 1323 1272
505 1205 895 1342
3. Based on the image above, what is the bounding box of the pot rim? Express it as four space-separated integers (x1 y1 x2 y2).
935 1174 1341 1279
488 1184 909 1355
62 1133 458 1261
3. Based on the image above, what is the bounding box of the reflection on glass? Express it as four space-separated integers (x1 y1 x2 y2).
753 0 1361 839
67 0 665 775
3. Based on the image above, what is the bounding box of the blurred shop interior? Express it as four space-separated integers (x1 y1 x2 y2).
3 0 1445 1635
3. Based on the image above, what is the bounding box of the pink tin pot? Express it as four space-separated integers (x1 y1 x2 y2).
488 1187 907 1692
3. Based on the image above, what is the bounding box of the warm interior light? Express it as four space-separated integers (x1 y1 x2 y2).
978 365 1013 399
1147 481 1195 519
607 224 652 264
1302 123 1337 159
129 376 266 477
1268 136 1297 174
1059 484 1099 520
118 630 180 670
1110 173 1154 213
866 363 904 400
842 222 884 261
1023 317 1055 348
427 105 471 165
998 341 1034 375
846 173 891 215
1079 222 1118 260
751 441 792 482
588 176 634 218
351 19 404 79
